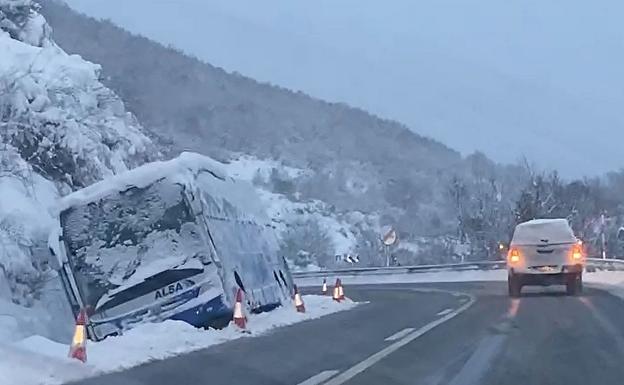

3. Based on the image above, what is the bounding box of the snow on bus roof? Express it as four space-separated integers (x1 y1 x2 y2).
511 218 576 245
517 218 569 227
57 152 227 212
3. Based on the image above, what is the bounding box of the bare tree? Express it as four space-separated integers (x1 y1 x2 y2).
279 219 333 268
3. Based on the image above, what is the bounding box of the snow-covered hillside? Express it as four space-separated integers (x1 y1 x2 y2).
0 0 157 342
58 0 624 178
222 156 380 269
38 0 468 249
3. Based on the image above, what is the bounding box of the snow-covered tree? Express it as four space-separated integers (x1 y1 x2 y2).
279 220 333 268
0 0 50 47
0 0 157 340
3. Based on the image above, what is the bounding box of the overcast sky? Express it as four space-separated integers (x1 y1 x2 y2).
64 0 624 177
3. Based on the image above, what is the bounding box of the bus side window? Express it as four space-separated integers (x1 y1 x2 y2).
273 271 282 287
234 270 246 293
279 270 288 289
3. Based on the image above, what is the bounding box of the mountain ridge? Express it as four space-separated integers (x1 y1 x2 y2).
39 0 469 223
38 1 460 166
37 0 539 267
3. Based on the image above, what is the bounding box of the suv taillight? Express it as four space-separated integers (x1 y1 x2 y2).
508 248 521 263
572 244 583 261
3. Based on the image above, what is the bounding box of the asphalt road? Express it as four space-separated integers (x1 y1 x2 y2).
70 282 624 385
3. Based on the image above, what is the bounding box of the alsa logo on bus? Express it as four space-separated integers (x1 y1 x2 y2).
155 282 185 300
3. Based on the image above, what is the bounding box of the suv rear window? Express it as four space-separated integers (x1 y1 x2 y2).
511 219 576 245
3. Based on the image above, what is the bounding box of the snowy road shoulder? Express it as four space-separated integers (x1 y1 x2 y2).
295 269 508 287
0 295 359 385
584 271 624 301
295 268 624 303
296 268 624 296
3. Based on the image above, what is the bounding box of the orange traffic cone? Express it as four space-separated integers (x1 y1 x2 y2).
293 285 306 313
333 278 341 302
338 279 345 301
68 308 88 363
322 279 328 295
233 288 247 330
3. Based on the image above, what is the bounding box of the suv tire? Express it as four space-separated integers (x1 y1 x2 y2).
508 274 522 298
566 273 583 296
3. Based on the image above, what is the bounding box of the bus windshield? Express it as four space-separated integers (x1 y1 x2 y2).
59 179 209 310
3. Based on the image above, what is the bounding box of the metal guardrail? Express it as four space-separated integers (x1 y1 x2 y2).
292 260 504 278
586 257 624 271
293 257 624 279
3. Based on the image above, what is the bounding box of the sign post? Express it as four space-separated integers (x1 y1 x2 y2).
601 212 607 260
382 227 398 267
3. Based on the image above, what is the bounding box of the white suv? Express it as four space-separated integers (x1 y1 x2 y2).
507 219 584 297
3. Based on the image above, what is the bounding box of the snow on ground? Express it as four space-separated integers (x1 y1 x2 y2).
222 155 310 182
0 295 358 385
1 0 158 347
0 171 58 274
397 241 420 255
221 154 369 257
584 271 624 300
257 188 358 256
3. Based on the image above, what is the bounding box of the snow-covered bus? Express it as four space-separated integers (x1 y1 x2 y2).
49 153 293 340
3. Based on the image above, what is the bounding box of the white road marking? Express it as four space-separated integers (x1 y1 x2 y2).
447 334 506 385
446 297 521 385
296 370 339 385
384 328 415 341
436 308 453 316
323 291 476 385
507 298 520 318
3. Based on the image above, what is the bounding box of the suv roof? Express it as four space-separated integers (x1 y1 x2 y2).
511 218 576 245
